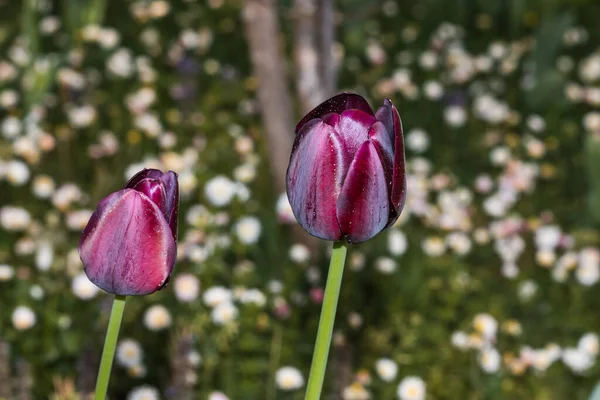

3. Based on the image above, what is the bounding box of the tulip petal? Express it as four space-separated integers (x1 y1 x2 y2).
369 121 393 164
79 189 177 295
159 171 179 240
125 168 164 189
375 99 406 215
321 112 340 127
375 99 397 145
368 121 399 227
296 92 374 133
336 109 377 157
287 120 351 240
130 178 167 215
336 140 389 243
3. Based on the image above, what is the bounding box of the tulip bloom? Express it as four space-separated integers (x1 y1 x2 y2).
286 93 406 243
79 169 179 295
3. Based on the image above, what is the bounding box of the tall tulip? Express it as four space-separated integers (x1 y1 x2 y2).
78 168 179 400
287 93 406 400
287 92 406 243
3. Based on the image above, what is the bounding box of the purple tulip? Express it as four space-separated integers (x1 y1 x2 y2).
79 169 179 295
286 93 406 243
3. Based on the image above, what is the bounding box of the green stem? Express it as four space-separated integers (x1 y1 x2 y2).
94 295 127 400
304 241 348 400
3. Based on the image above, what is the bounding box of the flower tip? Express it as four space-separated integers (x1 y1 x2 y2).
295 92 374 133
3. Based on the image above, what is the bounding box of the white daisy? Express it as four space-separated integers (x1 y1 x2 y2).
275 366 304 390
397 376 426 400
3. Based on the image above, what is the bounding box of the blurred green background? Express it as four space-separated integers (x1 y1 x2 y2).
1 0 600 399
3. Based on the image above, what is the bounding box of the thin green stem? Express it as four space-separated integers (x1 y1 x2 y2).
94 295 127 400
304 241 348 400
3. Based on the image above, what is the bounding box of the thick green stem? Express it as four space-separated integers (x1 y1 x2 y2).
94 295 127 400
304 241 348 400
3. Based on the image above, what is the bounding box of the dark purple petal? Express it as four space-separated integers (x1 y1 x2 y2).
336 109 376 157
125 168 164 189
369 121 394 190
369 121 399 228
159 171 179 240
336 141 389 243
375 99 398 150
375 99 406 215
79 189 177 295
296 93 374 134
286 120 351 240
322 113 340 127
368 121 393 163
131 178 167 216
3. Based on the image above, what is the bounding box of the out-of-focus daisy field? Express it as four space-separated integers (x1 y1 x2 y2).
1 0 600 399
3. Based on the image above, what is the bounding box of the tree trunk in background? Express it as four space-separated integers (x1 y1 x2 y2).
15 359 32 400
243 0 320 253
242 0 295 194
76 343 99 397
331 341 353 400
292 0 338 114
293 0 325 112
166 330 195 400
0 340 12 399
319 0 337 97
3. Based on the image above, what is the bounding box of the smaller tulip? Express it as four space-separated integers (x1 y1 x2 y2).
286 92 406 243
79 169 179 296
